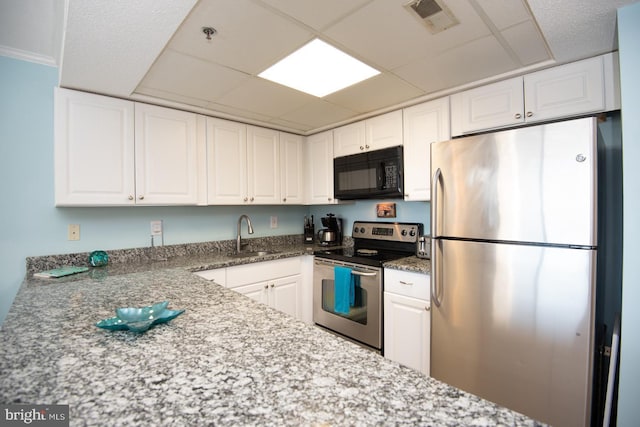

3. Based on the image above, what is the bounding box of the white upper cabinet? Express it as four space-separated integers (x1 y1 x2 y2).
134 103 206 205
206 117 247 204
280 132 304 204
55 88 205 206
305 130 337 205
523 55 605 123
247 125 281 204
206 119 281 205
451 53 620 136
366 110 403 151
55 88 135 206
333 120 365 158
333 110 403 157
403 97 451 201
451 77 524 135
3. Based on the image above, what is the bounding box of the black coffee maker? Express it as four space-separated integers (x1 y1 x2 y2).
317 213 342 246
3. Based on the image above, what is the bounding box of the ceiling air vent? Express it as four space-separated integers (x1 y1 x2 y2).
405 0 459 34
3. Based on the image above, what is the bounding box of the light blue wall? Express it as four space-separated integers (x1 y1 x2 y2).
308 200 429 236
616 3 640 425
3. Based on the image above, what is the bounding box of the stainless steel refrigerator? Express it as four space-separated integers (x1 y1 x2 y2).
430 117 597 427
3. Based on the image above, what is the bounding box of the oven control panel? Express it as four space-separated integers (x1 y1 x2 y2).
352 221 423 243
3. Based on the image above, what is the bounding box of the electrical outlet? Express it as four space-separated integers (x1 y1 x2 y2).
150 220 163 236
68 224 80 241
270 216 278 229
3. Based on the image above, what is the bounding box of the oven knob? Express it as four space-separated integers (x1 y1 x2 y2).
359 227 365 233
410 230 416 236
401 229 407 236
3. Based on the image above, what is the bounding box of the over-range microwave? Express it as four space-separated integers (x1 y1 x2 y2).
334 146 404 200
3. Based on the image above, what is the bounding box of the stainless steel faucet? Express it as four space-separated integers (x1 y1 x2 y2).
236 214 254 252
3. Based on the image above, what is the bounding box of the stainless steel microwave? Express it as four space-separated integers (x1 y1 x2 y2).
334 146 404 200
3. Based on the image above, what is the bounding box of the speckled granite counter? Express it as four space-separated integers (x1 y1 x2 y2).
383 256 431 274
0 239 541 426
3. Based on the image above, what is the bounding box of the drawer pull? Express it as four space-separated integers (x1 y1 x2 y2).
399 280 413 286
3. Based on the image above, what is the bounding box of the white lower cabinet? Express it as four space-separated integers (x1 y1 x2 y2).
235 275 302 319
195 257 310 323
384 269 431 375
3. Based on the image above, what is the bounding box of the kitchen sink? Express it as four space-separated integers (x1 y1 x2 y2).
228 250 278 258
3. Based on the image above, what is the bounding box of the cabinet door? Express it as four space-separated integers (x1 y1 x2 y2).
235 282 269 305
384 292 431 375
54 88 135 206
333 121 366 157
524 56 605 123
403 98 450 201
366 110 403 151
269 275 302 319
305 130 336 204
280 132 304 204
206 117 247 204
451 77 524 136
134 103 205 205
247 125 280 204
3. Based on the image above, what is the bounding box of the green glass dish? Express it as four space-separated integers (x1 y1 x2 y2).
89 250 109 267
95 301 185 333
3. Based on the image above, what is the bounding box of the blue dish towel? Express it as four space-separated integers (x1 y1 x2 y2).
334 266 355 314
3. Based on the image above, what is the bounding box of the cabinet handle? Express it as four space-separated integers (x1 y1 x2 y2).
328 197 332 201
128 195 134 201
360 146 365 150
264 285 268 289
250 197 254 202
138 195 144 200
515 113 522 119
526 111 533 118
270 283 275 288
283 198 287 202
244 197 248 202
425 306 431 311
365 145 370 149
399 280 413 286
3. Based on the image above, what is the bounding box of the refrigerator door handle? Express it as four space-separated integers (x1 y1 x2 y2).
431 168 441 239
431 168 443 308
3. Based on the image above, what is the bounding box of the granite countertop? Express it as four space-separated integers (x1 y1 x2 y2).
0 238 535 426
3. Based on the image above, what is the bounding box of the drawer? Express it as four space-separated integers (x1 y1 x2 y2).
384 269 430 301
226 257 302 288
193 268 226 285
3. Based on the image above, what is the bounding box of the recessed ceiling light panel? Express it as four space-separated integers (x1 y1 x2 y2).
258 39 380 98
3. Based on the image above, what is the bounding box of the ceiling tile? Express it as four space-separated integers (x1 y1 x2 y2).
324 0 492 70
137 50 250 101
501 20 551 66
395 35 519 93
324 72 424 113
166 0 314 75
474 0 531 30
216 77 315 117
259 0 372 31
278 99 359 129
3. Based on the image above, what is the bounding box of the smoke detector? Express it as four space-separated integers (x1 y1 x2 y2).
405 0 459 34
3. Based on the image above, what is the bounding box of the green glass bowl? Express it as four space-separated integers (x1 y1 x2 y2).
96 301 185 333
89 250 109 267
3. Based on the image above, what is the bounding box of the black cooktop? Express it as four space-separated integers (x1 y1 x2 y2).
313 247 412 267
313 221 423 267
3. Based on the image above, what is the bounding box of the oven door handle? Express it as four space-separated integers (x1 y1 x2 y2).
351 270 378 277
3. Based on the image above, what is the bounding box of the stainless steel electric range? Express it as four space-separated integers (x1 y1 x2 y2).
312 221 423 353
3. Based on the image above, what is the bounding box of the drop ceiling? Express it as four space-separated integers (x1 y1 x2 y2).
1 0 635 135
